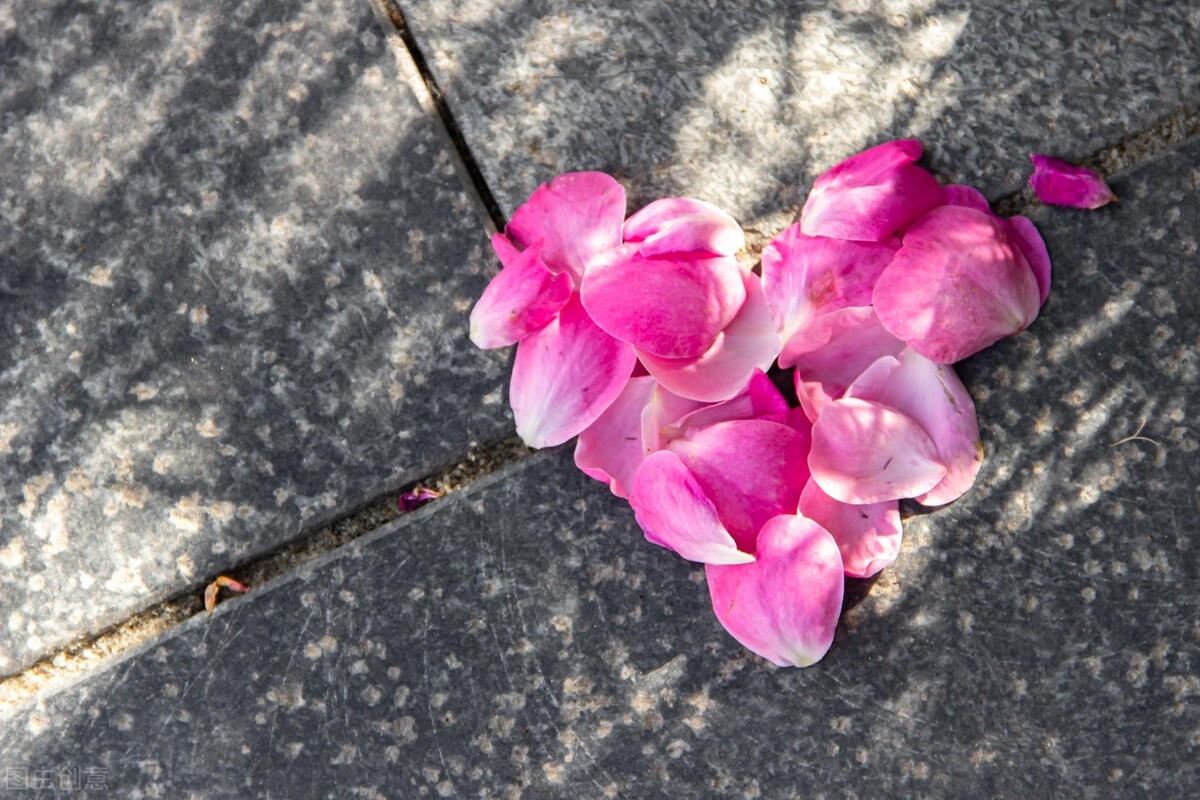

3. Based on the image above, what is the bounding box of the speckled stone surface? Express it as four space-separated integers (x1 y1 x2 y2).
0 0 509 672
400 0 1200 242
4 131 1200 799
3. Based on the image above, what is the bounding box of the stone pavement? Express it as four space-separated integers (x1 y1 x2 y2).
2 0 1199 797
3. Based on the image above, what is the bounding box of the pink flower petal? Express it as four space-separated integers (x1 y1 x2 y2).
800 139 943 242
761 223 899 343
783 306 905 419
656 369 788 446
506 172 626 283
940 184 992 214
509 294 636 448
706 514 844 667
624 197 745 258
469 238 573 349
637 269 780 402
628 450 755 565
666 419 809 552
640 382 706 454
1028 154 1117 210
574 375 657 499
1004 216 1051 305
798 479 901 579
809 397 947 504
845 350 983 506
872 205 1042 364
582 246 746 359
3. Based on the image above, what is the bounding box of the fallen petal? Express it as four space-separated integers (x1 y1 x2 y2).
657 369 788 446
510 294 637 448
1028 154 1117 210
470 238 573 349
624 197 745 258
574 375 657 499
398 486 443 512
1004 216 1052 305
706 514 844 667
940 184 992 214
799 480 902 579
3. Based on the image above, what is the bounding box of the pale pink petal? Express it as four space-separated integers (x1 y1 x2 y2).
873 205 1042 364
706 514 844 667
667 419 809 552
846 350 983 506
638 269 780 402
809 397 947 504
1004 216 1051 305
798 479 901 579
510 294 636 448
656 369 788 447
583 247 746 359
1028 154 1117 210
506 172 626 283
574 375 657 499
784 306 905 420
800 139 943 242
761 223 899 342
640 382 706 454
940 184 992 214
470 238 572 349
624 197 745 258
629 451 755 565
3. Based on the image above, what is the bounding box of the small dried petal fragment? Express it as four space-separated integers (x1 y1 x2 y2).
1028 154 1117 210
398 486 442 512
706 514 844 667
204 575 249 614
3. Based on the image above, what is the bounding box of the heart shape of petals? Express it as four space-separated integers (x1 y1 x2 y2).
798 479 902 579
629 450 755 565
624 197 745 258
574 375 657 499
583 246 746 359
800 139 943 242
809 397 947 504
506 171 627 283
706 514 844 667
872 205 1042 364
1028 154 1117 210
510 294 636 448
469 238 572 349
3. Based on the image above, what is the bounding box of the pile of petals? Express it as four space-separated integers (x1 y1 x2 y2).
470 140 1051 667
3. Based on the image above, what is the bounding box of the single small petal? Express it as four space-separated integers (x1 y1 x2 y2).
629 450 756 565
638 269 780 403
809 397 947 504
624 197 745 258
583 246 746 359
1028 154 1117 210
800 139 943 242
469 238 572 349
398 486 443 512
845 350 983 506
872 205 1042 364
510 294 636 448
667 419 809 552
799 479 901 579
506 172 626 283
706 514 844 667
1004 216 1052 305
574 375 657 499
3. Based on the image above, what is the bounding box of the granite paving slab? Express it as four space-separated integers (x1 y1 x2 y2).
3 129 1199 797
0 0 509 673
398 0 1200 239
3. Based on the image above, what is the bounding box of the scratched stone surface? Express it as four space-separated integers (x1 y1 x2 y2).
0 0 508 673
5 134 1200 800
400 0 1200 242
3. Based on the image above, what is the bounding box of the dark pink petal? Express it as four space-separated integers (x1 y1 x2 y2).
469 238 573 349
666 419 809 552
397 486 443 512
637 269 780 402
940 184 992 214
784 306 905 419
510 294 636 448
624 197 745 258
629 450 755 565
809 397 947 504
872 205 1042 364
706 514 844 667
506 172 626 283
798 479 901 579
582 247 746 359
1004 216 1052 305
761 223 899 343
800 139 942 242
574 375 657 499
846 350 983 506
1028 154 1117 210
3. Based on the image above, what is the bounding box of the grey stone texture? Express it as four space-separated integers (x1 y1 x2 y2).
0 0 509 673
401 0 1200 239
4 127 1200 798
